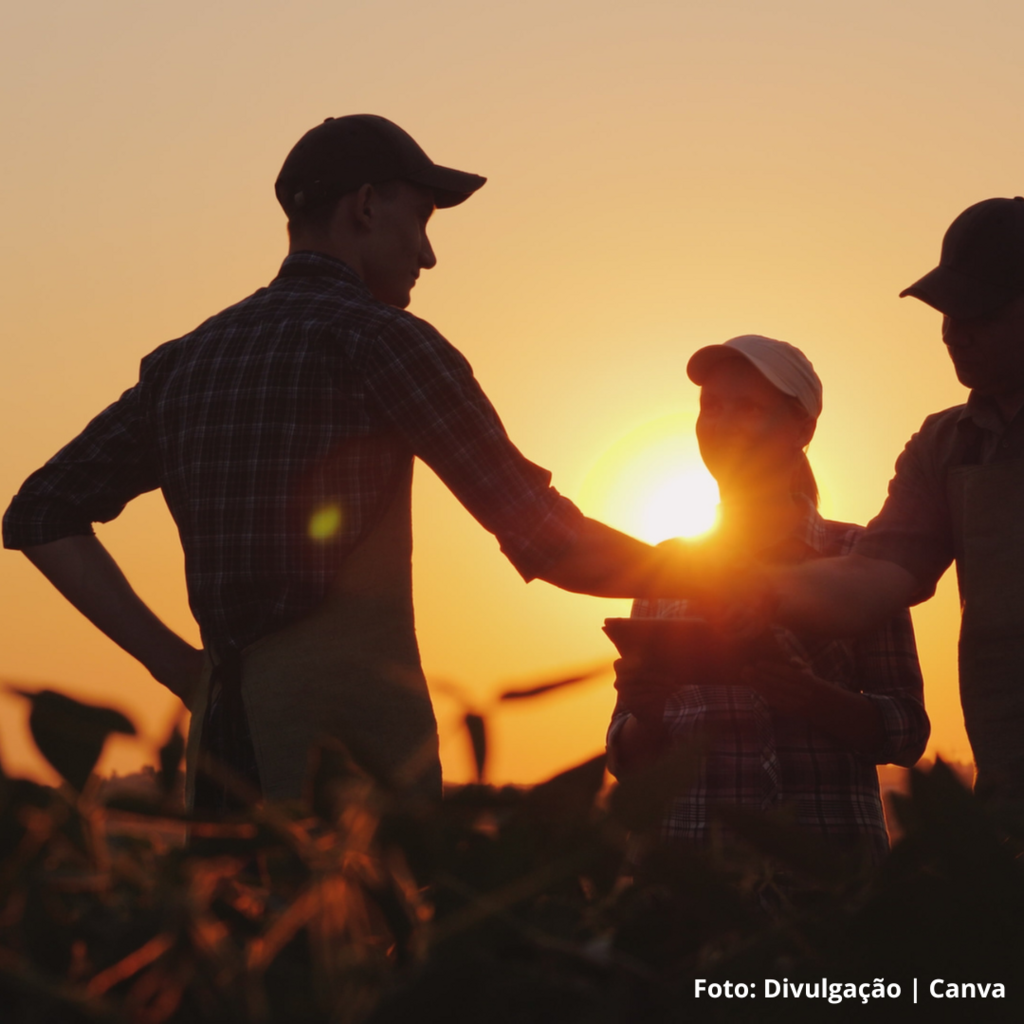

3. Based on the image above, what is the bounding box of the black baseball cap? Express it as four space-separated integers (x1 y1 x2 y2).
900 197 1024 319
275 114 486 217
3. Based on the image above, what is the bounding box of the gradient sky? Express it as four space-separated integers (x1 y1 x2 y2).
3 0 1023 784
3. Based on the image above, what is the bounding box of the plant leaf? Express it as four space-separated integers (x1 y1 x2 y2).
304 737 367 821
16 689 135 791
528 753 607 823
157 723 185 798
464 712 487 783
498 663 607 701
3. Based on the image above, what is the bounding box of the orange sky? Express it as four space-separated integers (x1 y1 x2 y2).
3 0 1022 785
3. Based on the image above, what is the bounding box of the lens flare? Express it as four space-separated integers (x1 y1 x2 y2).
308 504 343 541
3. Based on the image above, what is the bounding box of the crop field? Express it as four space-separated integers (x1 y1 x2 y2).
1 686 1022 1023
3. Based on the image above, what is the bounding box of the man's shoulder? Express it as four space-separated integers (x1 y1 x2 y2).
368 304 446 343
139 274 447 372
211 269 447 349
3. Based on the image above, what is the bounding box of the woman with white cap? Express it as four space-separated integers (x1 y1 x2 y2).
606 335 930 866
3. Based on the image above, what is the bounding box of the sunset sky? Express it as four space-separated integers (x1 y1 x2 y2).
3 0 1023 785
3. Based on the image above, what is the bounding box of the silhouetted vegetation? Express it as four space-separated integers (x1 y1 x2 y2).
1 684 1023 1022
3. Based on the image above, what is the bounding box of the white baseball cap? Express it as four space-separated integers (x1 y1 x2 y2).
686 334 823 420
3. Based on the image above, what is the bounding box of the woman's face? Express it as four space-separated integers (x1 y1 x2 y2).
696 357 814 493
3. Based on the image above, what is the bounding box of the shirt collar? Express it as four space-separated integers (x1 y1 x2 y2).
274 251 370 294
956 391 1006 435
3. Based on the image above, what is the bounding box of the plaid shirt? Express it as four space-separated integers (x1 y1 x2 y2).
4 252 583 656
607 507 929 862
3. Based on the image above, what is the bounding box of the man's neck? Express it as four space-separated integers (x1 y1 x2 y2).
287 231 364 279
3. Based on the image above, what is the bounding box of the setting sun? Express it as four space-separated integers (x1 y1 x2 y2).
578 412 720 544
638 467 720 542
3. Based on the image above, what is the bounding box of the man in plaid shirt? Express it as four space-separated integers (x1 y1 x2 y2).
3 115 676 807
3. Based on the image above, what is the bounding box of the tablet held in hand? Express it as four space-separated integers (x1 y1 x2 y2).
603 617 783 684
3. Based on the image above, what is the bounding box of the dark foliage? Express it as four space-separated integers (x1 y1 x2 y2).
463 713 487 784
2 687 1024 1022
15 689 135 791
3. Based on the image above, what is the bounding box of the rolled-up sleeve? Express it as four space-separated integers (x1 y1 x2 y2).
364 315 583 580
3 383 160 549
853 606 930 767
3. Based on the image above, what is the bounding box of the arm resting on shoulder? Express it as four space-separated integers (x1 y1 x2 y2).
22 535 203 705
771 553 921 637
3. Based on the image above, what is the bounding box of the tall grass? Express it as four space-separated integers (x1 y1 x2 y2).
2 684 1023 1022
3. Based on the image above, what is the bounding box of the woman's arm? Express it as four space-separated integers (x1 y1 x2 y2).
845 603 930 766
742 603 928 763
741 657 885 751
605 656 675 776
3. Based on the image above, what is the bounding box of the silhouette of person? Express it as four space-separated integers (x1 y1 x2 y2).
607 336 929 862
739 199 1024 806
3 115 689 811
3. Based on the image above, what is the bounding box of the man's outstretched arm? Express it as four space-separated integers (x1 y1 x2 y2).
22 536 204 705
541 521 922 636
535 518 748 600
534 518 665 597
771 553 921 637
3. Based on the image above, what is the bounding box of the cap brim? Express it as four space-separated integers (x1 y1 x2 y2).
686 343 820 416
686 345 747 385
899 265 1017 320
410 164 487 208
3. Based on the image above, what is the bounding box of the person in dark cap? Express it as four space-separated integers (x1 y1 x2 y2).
2 115 687 811
752 197 1024 807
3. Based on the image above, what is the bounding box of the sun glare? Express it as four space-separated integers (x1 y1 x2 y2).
638 468 720 542
578 413 720 544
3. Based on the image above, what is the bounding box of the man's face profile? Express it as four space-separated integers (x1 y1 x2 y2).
360 182 438 309
941 292 1024 398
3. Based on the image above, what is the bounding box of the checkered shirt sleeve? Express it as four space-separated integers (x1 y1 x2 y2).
2 383 159 543
364 314 582 581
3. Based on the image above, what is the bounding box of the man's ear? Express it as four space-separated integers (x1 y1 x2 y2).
350 183 378 231
326 184 376 238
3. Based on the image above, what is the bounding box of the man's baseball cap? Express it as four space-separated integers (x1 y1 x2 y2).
687 335 823 419
275 114 486 217
900 197 1024 320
